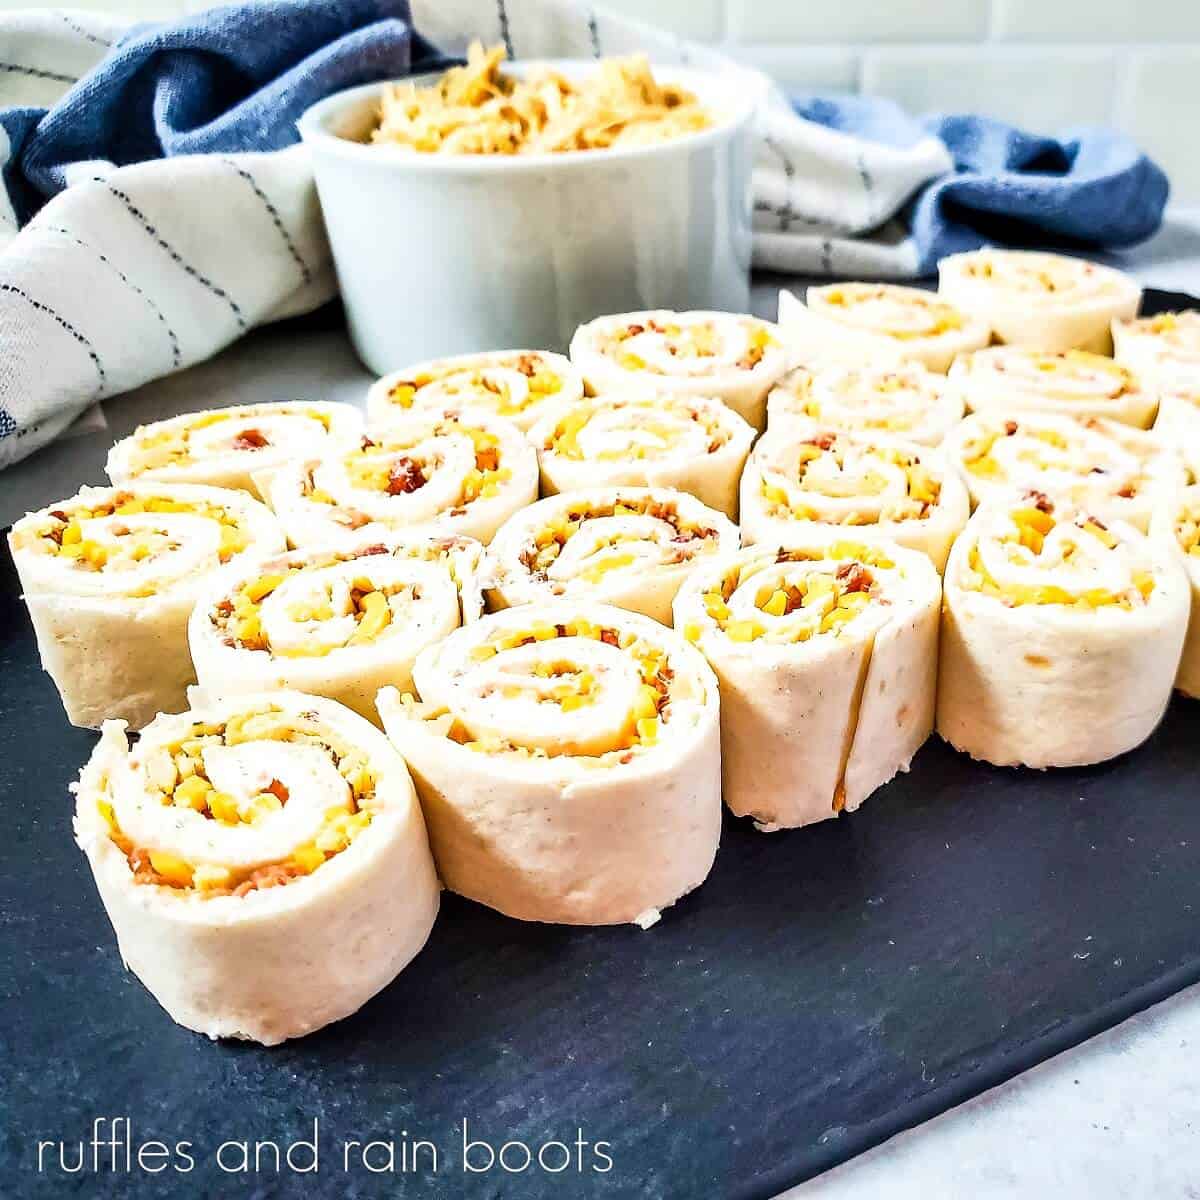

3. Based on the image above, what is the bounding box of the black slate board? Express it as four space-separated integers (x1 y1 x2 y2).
3 290 1200 1200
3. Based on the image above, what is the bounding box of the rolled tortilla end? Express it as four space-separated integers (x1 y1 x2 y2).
72 690 440 1045
377 602 722 926
528 390 755 520
938 249 1141 355
949 347 1158 429
189 533 485 724
569 310 790 430
778 283 989 374
485 486 738 625
675 538 940 829
261 404 538 548
105 402 364 498
767 361 963 446
7 482 286 729
945 409 1185 532
937 494 1189 767
366 350 583 433
739 428 969 572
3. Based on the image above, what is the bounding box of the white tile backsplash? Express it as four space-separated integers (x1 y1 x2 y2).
726 0 990 44
7 0 1198 201
991 0 1200 43
861 46 1118 133
723 45 860 93
1120 50 1200 206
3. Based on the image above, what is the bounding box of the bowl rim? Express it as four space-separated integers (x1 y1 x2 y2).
296 58 760 172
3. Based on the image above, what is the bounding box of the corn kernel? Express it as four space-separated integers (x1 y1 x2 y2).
292 844 326 874
148 851 194 887
172 775 212 810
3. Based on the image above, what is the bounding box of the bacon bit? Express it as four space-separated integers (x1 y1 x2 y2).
476 447 500 472
264 779 289 805
341 509 372 530
555 623 569 638
359 543 389 556
46 526 64 545
618 751 634 765
215 598 234 616
231 428 269 451
1117 484 1136 498
625 324 645 337
836 562 872 593
802 432 837 451
232 863 304 898
1088 515 1109 531
386 456 427 495
600 629 619 647
736 348 765 370
49 509 68 522
361 435 377 450
1004 420 1019 436
646 320 665 333
1026 490 1053 513
515 354 539 377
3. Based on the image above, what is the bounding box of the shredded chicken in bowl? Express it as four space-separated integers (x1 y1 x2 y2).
370 42 714 155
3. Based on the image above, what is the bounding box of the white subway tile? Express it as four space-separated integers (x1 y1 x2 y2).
861 46 1116 131
727 0 989 44
993 0 1200 42
597 0 723 42
723 46 860 93
1119 50 1200 203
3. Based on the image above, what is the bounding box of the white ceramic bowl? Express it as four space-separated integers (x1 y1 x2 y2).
297 62 756 375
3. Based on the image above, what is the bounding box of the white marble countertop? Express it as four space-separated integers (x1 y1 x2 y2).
4 211 1200 1198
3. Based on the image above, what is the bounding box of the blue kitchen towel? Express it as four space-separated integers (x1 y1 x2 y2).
793 95 1169 276
3 0 448 226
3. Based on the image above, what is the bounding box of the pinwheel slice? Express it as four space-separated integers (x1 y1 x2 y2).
949 347 1157 429
487 487 737 625
105 402 363 498
937 494 1189 767
568 310 790 430
767 362 963 446
1114 310 1200 385
259 405 538 547
939 249 1141 354
8 483 285 729
1153 483 1200 699
675 539 940 831
945 410 1185 531
189 534 485 722
366 350 583 433
777 283 989 374
529 390 754 520
739 429 969 571
73 690 439 1045
376 602 722 927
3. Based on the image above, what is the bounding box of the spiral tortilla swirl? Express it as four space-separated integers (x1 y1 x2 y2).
190 533 484 722
72 690 439 1044
376 602 722 926
739 429 969 571
7 482 285 728
675 538 940 831
366 350 582 433
260 405 538 547
486 486 738 625
937 493 1189 767
569 310 789 429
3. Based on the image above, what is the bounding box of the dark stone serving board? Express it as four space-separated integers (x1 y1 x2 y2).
3 289 1199 1200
